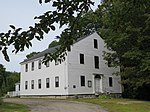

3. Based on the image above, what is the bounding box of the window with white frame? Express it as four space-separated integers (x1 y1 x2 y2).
25 81 28 90
31 62 34 71
109 77 113 87
46 78 50 88
81 76 85 87
38 79 41 89
38 60 42 69
25 64 28 72
31 80 34 89
80 53 84 64
46 61 49 67
94 56 99 69
94 39 98 49
55 77 59 87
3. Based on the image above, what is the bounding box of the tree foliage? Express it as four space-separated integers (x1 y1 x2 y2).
26 52 40 59
48 40 59 48
99 0 150 100
0 0 94 62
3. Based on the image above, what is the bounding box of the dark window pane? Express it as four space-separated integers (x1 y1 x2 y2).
109 77 113 87
31 80 34 89
81 76 85 86
46 78 50 88
25 81 28 90
94 39 98 49
94 56 99 69
38 79 41 89
31 62 34 71
80 53 84 64
38 60 42 69
25 64 28 72
55 77 59 87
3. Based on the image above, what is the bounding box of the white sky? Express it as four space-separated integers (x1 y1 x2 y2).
0 0 100 72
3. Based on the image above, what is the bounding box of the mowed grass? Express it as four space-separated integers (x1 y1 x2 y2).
71 98 150 112
0 102 29 112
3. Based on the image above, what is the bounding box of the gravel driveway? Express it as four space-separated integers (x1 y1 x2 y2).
4 98 107 112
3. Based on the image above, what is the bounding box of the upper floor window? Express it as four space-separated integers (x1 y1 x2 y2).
94 39 98 49
31 62 34 71
46 61 49 67
46 78 50 88
38 79 41 89
94 56 99 69
109 77 113 87
80 53 84 64
55 77 59 87
81 76 85 87
31 80 34 89
38 60 42 69
25 81 28 90
25 64 28 72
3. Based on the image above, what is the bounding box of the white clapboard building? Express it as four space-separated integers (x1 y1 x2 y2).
20 32 122 97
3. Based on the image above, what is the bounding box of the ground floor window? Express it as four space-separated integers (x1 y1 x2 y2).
25 81 28 90
31 80 34 89
38 79 41 89
46 78 50 88
109 77 113 87
55 77 59 87
81 76 85 87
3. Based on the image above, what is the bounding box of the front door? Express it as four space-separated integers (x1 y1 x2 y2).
94 75 101 93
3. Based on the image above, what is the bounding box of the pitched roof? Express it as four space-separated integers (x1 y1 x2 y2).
20 32 96 64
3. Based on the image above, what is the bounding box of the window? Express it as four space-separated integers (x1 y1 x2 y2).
80 53 84 64
55 59 59 65
88 80 92 87
94 56 99 69
31 62 34 71
94 39 98 49
25 64 28 72
109 77 113 87
81 76 85 86
31 80 34 89
38 60 42 69
46 78 50 88
38 79 41 89
25 81 28 90
55 77 59 87
46 61 49 67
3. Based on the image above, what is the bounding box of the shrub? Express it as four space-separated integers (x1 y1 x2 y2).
99 95 112 99
0 97 3 105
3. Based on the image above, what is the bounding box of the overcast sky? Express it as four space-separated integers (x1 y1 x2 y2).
0 0 100 72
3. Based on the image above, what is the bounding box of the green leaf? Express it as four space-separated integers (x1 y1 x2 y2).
50 25 55 31
10 25 15 30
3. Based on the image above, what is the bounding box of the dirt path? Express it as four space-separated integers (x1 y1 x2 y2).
4 98 107 112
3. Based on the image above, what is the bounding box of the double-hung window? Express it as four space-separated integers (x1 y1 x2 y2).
55 77 59 87
94 56 99 69
31 62 34 71
81 76 85 87
46 78 50 88
38 79 41 89
80 53 84 64
31 80 34 89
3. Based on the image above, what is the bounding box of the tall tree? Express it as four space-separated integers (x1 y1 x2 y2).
99 0 150 100
0 64 6 96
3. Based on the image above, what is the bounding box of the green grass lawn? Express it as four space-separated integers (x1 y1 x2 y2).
70 98 150 112
0 102 29 112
